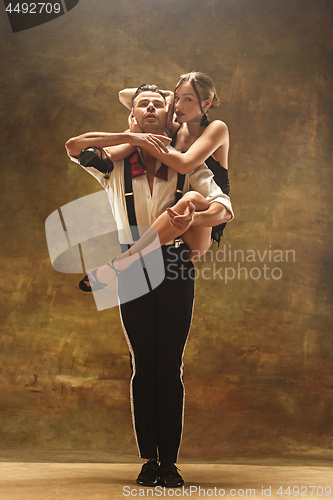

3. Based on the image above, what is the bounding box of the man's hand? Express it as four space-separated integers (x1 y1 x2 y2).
166 201 195 231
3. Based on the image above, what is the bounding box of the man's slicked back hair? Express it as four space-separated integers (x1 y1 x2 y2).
131 84 166 107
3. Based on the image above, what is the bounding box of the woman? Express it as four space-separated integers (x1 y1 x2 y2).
120 72 230 247
81 72 231 290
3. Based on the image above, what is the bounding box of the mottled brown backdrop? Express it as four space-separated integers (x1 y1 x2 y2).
0 0 332 464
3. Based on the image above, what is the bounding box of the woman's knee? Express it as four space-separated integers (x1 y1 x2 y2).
172 191 210 215
182 191 205 205
175 191 209 212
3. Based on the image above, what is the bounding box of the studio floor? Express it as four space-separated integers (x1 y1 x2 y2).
1 462 332 500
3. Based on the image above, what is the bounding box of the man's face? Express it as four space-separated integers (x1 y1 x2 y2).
132 91 167 133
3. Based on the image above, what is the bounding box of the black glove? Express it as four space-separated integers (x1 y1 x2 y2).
78 147 114 179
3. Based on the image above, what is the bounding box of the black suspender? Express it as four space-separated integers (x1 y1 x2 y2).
173 173 185 247
124 159 186 248
124 157 140 243
124 157 152 290
175 173 185 203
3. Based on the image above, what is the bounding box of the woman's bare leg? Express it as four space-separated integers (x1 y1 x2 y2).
87 192 210 287
181 226 212 261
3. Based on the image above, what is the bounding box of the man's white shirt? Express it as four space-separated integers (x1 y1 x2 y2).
70 146 234 246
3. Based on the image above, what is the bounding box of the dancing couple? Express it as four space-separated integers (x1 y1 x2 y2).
65 72 234 487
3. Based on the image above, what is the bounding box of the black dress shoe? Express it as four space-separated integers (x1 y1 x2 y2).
159 463 184 487
136 460 160 486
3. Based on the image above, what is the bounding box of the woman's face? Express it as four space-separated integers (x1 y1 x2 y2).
174 81 203 123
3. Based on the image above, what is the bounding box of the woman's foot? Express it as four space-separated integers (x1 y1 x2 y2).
78 259 120 292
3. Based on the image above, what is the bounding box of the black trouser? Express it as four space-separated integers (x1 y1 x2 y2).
119 244 194 463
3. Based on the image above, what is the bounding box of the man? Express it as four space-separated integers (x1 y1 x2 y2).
65 85 234 487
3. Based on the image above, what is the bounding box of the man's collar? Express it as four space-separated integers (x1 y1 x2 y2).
154 163 168 180
126 150 168 181
128 151 145 178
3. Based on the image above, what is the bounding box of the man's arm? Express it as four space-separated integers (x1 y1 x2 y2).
193 201 232 227
167 200 231 231
167 165 233 231
188 164 234 224
65 131 170 159
65 132 130 158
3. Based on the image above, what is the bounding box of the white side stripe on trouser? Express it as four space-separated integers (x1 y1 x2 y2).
119 305 141 457
118 291 195 461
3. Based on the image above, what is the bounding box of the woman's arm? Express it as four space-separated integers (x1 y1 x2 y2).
118 88 138 110
139 120 229 174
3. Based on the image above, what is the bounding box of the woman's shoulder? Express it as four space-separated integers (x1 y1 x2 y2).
205 120 229 168
203 120 229 148
206 119 229 133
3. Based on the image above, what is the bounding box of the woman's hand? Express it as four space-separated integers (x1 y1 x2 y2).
167 201 195 230
128 112 142 132
127 132 171 155
165 93 175 133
